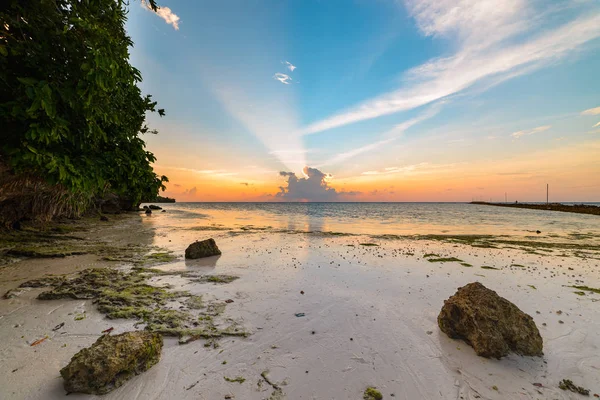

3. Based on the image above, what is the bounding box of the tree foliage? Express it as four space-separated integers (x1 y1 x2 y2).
0 0 167 213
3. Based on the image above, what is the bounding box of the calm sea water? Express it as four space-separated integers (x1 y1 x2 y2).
144 202 600 239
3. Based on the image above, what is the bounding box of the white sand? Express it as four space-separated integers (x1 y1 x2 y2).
1 218 600 399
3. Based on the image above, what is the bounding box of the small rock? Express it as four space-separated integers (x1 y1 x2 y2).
185 238 221 259
536 230 541 234
438 282 543 358
60 331 162 394
100 215 109 222
148 205 162 210
145 209 152 215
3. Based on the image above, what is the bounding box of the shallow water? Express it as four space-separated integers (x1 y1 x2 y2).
143 202 600 239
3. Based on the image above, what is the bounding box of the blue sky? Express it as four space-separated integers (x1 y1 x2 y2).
126 0 600 201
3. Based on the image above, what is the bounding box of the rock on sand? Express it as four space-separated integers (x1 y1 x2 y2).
438 282 543 359
185 238 221 259
60 331 163 394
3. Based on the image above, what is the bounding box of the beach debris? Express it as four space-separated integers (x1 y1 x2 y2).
225 299 234 303
300 290 304 295
102 327 114 334
536 230 541 234
224 376 245 384
53 322 65 331
186 380 199 390
533 383 543 387
60 331 162 395
295 313 305 317
558 379 590 396
438 282 543 358
185 238 221 259
30 336 48 346
363 387 383 400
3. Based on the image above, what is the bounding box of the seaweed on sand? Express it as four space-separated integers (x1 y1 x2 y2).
17 267 247 345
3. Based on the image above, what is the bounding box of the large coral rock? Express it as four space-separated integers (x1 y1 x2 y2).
438 282 543 359
60 331 163 394
185 238 221 259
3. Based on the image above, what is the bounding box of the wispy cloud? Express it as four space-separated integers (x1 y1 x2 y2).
361 162 459 176
582 106 600 116
511 125 551 138
159 165 238 177
183 187 197 196
317 104 442 167
300 2 600 135
273 73 292 85
284 61 297 72
142 1 181 30
593 122 600 128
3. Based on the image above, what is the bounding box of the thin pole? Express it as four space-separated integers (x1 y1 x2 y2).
546 184 549 205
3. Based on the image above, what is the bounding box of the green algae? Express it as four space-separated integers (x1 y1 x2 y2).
527 285 537 290
423 253 441 258
510 264 526 268
192 275 239 284
573 291 586 296
184 295 204 309
559 379 589 395
224 376 246 384
460 262 473 267
359 243 379 247
569 285 600 294
17 267 247 345
481 266 499 270
364 387 383 400
142 252 177 263
427 257 463 263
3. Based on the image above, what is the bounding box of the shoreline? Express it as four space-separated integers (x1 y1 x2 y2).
471 201 600 216
1 213 600 399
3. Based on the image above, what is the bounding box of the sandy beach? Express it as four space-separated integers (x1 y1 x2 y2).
1 205 600 400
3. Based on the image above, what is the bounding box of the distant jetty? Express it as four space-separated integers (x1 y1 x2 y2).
471 202 600 216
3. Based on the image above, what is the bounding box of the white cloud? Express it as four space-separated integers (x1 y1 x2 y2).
593 122 600 128
158 166 238 177
284 61 297 72
582 106 600 115
510 125 551 138
361 162 459 176
273 73 293 85
317 103 443 167
142 1 181 30
300 2 600 135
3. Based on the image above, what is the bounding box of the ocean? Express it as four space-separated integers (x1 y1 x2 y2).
143 202 600 239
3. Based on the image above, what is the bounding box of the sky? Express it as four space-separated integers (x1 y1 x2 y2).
127 0 600 202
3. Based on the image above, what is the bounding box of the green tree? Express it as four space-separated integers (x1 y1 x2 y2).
0 0 167 225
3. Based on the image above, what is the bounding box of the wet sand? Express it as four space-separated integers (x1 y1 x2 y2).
1 214 600 399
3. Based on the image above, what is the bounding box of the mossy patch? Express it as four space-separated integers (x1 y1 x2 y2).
192 275 239 284
17 267 247 345
224 376 246 384
363 387 383 400
427 257 463 263
569 285 600 294
423 253 441 258
558 379 589 395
